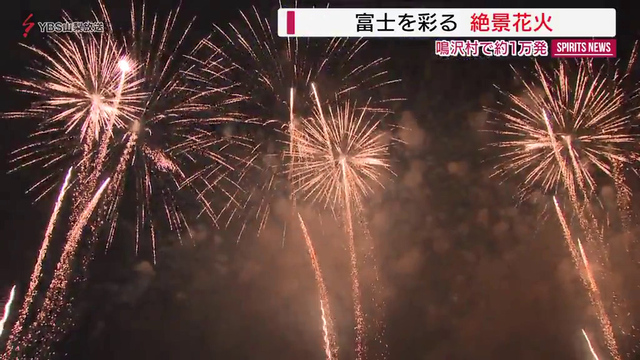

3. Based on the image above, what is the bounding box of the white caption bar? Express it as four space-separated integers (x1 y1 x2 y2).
277 8 616 38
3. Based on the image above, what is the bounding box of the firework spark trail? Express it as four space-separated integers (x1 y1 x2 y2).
3 36 142 323
3 168 73 352
340 159 366 359
537 65 628 354
0 24 125 360
577 239 620 360
583 329 601 360
109 2 257 246
297 212 337 360
612 160 632 250
288 87 301 196
21 178 110 356
290 89 390 211
93 1 211 252
100 121 140 253
99 120 183 264
553 196 619 359
553 196 583 269
357 213 389 357
7 24 131 352
0 286 16 338
319 300 334 359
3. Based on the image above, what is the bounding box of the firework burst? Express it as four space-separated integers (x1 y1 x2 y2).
5 23 137 201
289 84 393 210
490 59 639 202
201 4 400 121
289 84 394 359
5 0 245 262
489 57 640 360
92 1 247 257
4 1 247 356
2 11 138 357
191 4 400 239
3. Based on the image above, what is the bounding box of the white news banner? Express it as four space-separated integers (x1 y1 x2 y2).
277 8 616 38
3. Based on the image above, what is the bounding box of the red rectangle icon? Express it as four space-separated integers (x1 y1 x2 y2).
286 11 295 35
551 39 616 58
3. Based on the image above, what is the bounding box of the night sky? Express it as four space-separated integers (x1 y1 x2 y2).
1 0 639 359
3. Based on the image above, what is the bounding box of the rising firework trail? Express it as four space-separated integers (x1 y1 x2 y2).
553 196 583 271
18 178 110 357
289 85 393 359
341 156 366 359
612 160 633 250
583 328 601 360
578 239 620 360
3 168 73 352
0 286 16 338
553 196 619 360
298 212 337 360
357 212 389 356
